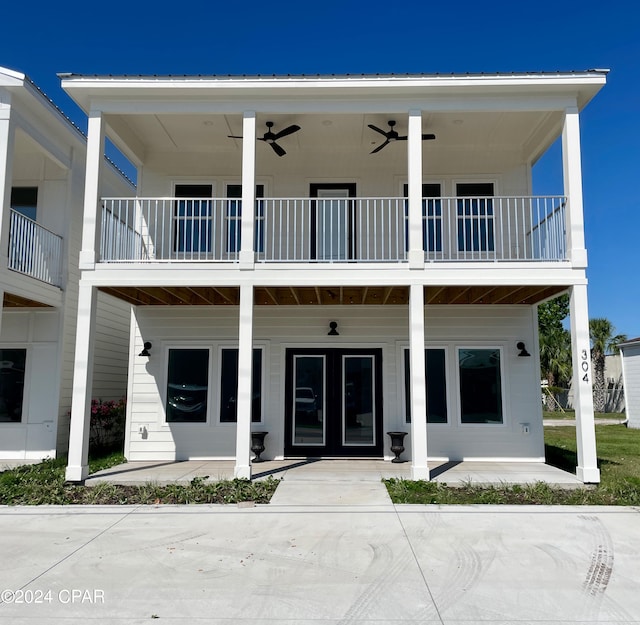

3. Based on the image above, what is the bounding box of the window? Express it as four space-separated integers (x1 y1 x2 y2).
166 349 209 423
174 184 213 253
458 348 503 424
456 183 494 253
404 348 448 424
403 184 442 253
10 187 38 221
225 185 265 254
219 348 263 423
0 349 26 423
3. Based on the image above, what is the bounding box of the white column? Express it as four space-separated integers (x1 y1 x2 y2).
0 102 16 270
234 284 254 479
569 284 600 483
562 107 587 268
78 111 105 269
409 283 429 479
65 282 98 482
407 110 424 269
239 111 256 269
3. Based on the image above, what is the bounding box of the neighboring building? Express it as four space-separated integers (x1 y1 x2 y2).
0 66 134 461
620 337 640 428
59 71 607 483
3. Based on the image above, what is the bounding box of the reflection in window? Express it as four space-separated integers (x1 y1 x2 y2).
166 349 209 423
404 348 447 424
458 348 503 424
0 349 26 423
219 348 262 423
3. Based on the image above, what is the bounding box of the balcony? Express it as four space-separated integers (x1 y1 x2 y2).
8 210 63 287
99 196 566 265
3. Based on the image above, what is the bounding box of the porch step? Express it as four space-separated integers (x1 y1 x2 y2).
268 480 393 506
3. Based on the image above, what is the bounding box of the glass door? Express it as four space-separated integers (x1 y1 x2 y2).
316 188 349 261
285 348 382 456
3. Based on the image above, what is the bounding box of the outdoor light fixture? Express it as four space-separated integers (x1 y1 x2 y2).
517 342 530 357
139 341 152 357
328 321 339 336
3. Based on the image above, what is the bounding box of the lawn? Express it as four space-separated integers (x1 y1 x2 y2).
543 410 625 421
0 453 279 506
385 425 640 506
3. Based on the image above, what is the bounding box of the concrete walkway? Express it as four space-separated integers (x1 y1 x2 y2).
0 503 639 623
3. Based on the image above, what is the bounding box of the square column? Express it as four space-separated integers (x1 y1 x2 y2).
234 284 254 479
79 111 105 269
0 101 16 270
569 284 600 483
239 111 256 269
562 107 587 268
409 284 429 479
407 110 425 269
65 282 98 483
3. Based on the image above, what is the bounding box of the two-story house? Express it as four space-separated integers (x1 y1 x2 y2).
0 66 134 462
59 71 606 483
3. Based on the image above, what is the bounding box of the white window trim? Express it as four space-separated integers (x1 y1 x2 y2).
455 345 508 428
161 343 213 426
398 343 451 427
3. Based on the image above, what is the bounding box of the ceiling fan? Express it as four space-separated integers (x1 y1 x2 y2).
368 120 436 154
228 121 301 157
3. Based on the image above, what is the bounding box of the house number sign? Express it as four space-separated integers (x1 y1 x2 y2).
581 349 590 383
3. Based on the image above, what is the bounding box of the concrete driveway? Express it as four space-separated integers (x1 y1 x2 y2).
1 501 639 623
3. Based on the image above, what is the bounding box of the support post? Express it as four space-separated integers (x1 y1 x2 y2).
569 284 600 483
562 107 587 268
65 282 98 482
409 284 429 479
0 101 16 271
79 111 105 269
234 284 254 479
239 111 256 269
407 110 424 269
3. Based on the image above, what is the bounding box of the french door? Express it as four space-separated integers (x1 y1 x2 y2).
284 348 383 457
310 183 356 261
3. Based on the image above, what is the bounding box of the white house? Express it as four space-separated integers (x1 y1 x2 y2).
620 337 640 428
59 71 607 483
0 66 134 461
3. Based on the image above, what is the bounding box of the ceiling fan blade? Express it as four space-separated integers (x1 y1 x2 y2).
422 133 436 140
396 136 408 141
228 135 243 139
273 124 301 140
370 140 390 154
270 142 287 157
368 124 389 137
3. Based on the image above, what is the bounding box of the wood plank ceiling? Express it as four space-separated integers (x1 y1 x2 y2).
3 293 52 308
98 285 566 307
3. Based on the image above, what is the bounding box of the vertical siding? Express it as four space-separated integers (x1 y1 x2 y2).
622 345 640 428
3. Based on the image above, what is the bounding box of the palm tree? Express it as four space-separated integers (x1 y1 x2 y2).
539 326 572 411
589 318 627 412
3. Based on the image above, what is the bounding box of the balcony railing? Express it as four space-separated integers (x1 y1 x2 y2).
99 195 567 264
8 210 63 287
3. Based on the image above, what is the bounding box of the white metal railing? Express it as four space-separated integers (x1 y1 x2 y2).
8 210 63 286
98 195 567 264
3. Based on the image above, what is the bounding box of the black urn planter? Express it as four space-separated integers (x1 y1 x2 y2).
251 431 268 463
387 431 408 463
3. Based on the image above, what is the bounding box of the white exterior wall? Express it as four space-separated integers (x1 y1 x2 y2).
621 343 640 429
126 304 543 462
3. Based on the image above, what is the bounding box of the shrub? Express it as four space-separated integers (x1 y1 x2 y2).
90 398 126 453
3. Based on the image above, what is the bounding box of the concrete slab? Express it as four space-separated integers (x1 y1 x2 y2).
0 504 639 623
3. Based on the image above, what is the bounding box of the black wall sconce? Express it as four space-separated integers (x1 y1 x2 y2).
328 321 339 336
139 341 152 357
517 342 530 357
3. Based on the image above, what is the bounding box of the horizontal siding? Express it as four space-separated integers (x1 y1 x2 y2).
126 304 543 462
622 346 640 428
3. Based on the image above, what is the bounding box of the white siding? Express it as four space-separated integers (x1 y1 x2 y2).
621 343 640 428
126 304 544 462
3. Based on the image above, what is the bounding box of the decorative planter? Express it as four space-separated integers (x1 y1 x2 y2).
251 431 268 463
387 431 407 463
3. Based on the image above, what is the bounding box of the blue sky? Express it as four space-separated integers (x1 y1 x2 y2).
2 0 638 338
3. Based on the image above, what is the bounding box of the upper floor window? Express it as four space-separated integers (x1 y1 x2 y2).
174 184 213 254
456 183 494 253
403 183 442 253
11 187 38 221
225 184 265 254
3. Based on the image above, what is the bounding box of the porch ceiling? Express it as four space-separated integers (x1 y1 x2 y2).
98 285 566 307
3 292 53 308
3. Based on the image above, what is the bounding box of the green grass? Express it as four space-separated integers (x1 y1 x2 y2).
0 454 279 506
543 410 625 420
385 425 640 506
